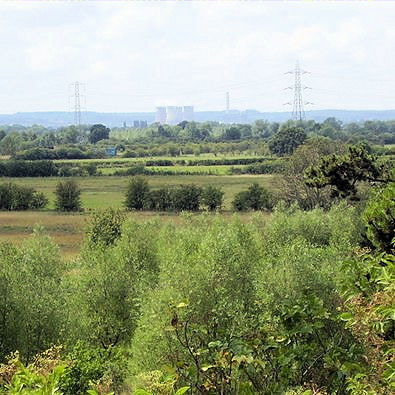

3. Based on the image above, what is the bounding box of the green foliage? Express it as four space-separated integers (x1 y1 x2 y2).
89 124 110 144
305 144 389 200
0 229 64 362
201 185 224 211
280 137 345 210
124 177 150 210
55 179 82 212
76 220 160 349
232 183 271 211
171 184 202 211
0 348 65 395
85 208 126 248
0 183 48 210
363 181 395 253
268 126 307 156
59 343 127 395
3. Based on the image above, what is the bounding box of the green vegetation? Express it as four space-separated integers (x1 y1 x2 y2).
55 180 82 212
0 119 394 394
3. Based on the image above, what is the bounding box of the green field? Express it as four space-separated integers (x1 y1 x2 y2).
0 174 279 256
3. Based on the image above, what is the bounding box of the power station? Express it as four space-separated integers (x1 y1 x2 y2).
155 106 194 125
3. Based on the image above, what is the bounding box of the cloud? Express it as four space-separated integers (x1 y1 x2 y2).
0 1 394 113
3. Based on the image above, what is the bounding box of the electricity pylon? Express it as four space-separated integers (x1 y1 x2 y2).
284 61 312 122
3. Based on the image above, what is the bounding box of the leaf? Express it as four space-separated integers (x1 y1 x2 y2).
201 365 215 372
133 389 153 395
176 302 188 308
339 312 353 321
175 386 190 395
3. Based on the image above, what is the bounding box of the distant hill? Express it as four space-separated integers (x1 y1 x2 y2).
1 109 395 128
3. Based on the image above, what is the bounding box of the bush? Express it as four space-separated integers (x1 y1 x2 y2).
201 185 224 211
171 184 202 211
232 183 271 211
59 343 128 395
146 188 173 211
85 208 126 247
0 183 48 210
54 180 82 212
124 177 150 210
0 160 58 177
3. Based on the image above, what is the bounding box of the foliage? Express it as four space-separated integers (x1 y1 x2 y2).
0 229 64 363
85 208 126 248
171 184 202 211
268 126 307 156
305 144 389 200
232 183 271 211
0 183 48 210
363 181 395 253
280 137 345 209
89 125 110 144
55 179 82 212
59 343 127 395
131 209 363 393
0 160 58 177
0 347 65 395
201 185 224 211
124 177 150 210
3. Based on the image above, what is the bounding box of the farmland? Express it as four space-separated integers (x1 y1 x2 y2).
0 173 279 256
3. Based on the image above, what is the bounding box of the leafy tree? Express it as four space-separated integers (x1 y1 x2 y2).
0 130 5 141
232 183 271 211
124 177 150 210
363 181 395 253
201 185 224 211
268 126 306 156
280 137 345 209
85 208 126 248
171 184 202 211
55 179 82 211
305 144 389 200
89 124 110 144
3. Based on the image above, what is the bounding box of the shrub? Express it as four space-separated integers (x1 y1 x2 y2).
146 188 173 211
232 183 271 211
0 183 48 210
54 180 82 212
201 185 224 211
59 343 128 395
124 177 150 210
85 208 126 247
171 184 202 211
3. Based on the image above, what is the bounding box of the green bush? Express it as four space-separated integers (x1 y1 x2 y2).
0 183 48 210
171 184 202 211
55 179 82 212
124 177 150 210
85 208 126 247
201 185 224 211
232 183 271 211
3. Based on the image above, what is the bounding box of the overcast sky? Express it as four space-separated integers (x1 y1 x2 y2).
0 1 394 114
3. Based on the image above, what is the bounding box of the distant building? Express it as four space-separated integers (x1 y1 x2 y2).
133 120 140 128
155 107 167 124
140 120 148 128
155 106 194 125
105 147 117 157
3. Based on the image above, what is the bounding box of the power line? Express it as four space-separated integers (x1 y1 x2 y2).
284 61 312 122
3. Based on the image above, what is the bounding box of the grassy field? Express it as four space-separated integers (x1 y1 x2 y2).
0 174 279 257
3 174 279 209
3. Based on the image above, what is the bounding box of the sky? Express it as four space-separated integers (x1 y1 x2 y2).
0 1 394 114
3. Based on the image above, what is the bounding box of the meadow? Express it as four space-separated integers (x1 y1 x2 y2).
0 174 279 256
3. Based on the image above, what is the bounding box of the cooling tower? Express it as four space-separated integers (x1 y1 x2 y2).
166 106 183 125
155 107 167 124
